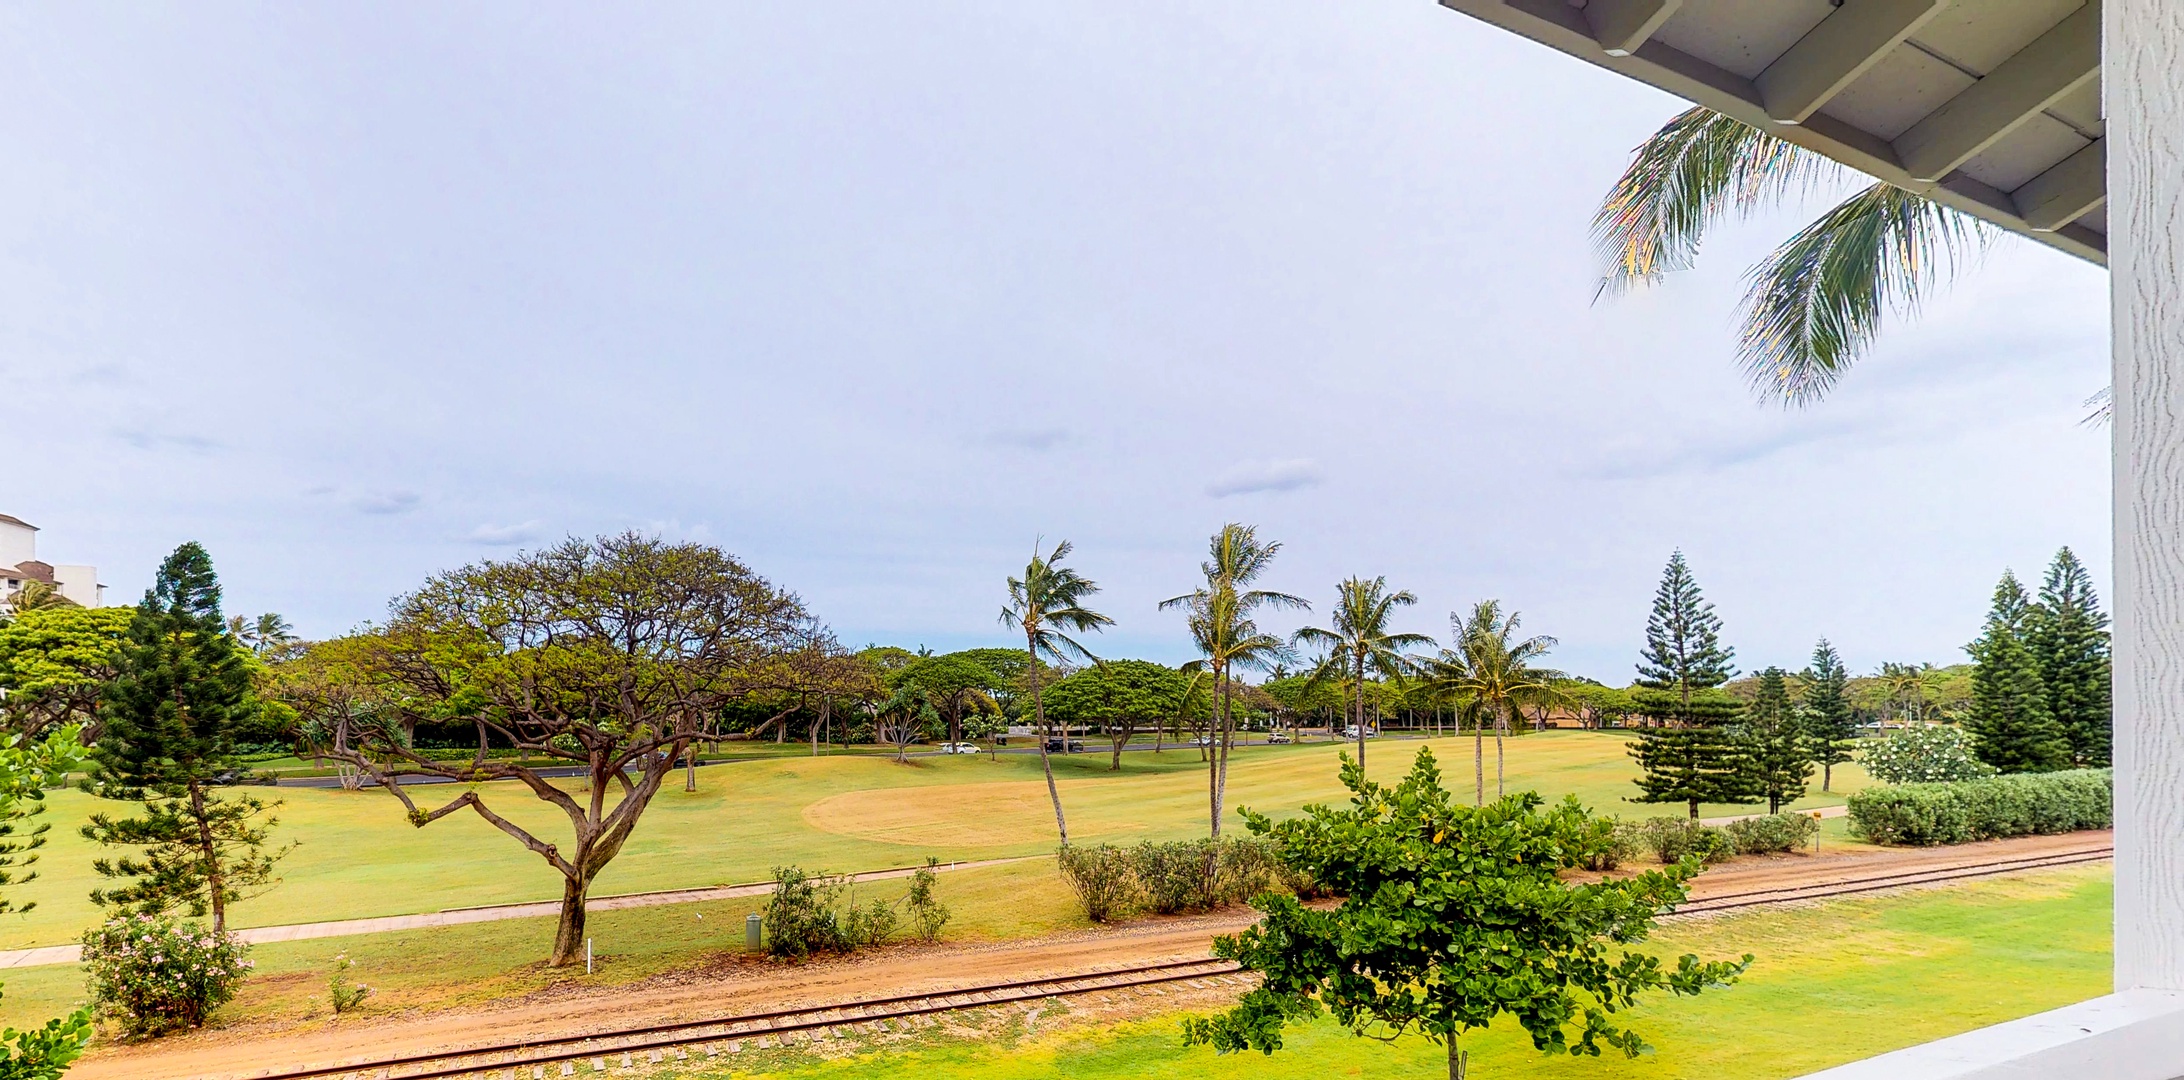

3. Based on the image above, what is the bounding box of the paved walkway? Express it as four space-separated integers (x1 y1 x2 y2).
0 857 1034 970
1699 804 1851 826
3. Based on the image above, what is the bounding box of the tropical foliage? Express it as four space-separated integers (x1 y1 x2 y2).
1001 538 1113 844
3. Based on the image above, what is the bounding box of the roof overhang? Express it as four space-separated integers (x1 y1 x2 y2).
1437 0 2107 265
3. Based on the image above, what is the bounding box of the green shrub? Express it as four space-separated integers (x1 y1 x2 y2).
1578 819 1647 872
904 859 951 944
1134 839 1218 914
1723 813 1820 855
1215 837 1277 904
1636 818 1734 865
327 953 371 1014
1848 769 2111 846
81 916 251 1038
1056 844 1138 923
842 895 899 948
764 865 848 958
1860 725 1997 785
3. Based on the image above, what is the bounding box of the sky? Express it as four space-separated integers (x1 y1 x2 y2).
0 2 2112 682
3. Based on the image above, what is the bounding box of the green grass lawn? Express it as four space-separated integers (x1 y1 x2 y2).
649 864 2112 1080
0 732 1872 950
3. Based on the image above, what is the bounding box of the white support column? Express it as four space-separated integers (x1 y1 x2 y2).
2112 0 2184 995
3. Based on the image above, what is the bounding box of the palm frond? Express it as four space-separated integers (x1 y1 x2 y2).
1593 107 1846 298
1738 182 1992 405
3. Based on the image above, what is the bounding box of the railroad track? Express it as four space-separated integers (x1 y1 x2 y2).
1677 846 2114 914
244 956 1247 1080
236 846 2113 1080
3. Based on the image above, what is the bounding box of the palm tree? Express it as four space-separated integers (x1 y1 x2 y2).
1424 601 1567 805
1595 106 1999 406
1293 577 1434 773
1162 524 1306 839
3 580 75 614
999 539 1113 845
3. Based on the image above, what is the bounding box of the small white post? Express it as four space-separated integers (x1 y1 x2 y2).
585 937 592 975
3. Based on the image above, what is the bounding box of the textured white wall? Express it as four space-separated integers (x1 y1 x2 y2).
2110 0 2184 994
0 520 33 569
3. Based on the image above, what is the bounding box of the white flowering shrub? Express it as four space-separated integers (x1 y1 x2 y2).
80 916 251 1038
1859 725 1996 785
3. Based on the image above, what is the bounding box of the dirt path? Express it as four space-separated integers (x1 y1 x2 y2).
73 830 2114 1080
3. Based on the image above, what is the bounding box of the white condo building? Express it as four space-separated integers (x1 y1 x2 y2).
0 514 106 611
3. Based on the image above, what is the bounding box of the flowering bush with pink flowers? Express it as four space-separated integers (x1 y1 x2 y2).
80 916 251 1038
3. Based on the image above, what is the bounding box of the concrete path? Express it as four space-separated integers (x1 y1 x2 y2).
0 857 1035 970
1699 804 1851 826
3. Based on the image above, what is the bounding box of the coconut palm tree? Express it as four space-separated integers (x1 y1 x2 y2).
1424 601 1567 804
1293 577 1434 773
1000 539 1113 845
1595 106 2000 406
1162 524 1307 838
3 580 75 614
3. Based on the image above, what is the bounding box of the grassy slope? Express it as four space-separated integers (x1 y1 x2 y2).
0 732 1872 950
675 864 2111 1080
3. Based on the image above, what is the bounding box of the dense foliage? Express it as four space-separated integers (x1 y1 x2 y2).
0 605 134 741
1722 812 1821 855
1184 750 1747 1079
1054 837 1279 922
762 866 904 958
1848 769 2111 846
0 728 94 1076
1860 724 1995 785
81 915 251 1038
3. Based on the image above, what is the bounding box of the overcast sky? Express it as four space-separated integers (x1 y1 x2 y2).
0 2 2111 682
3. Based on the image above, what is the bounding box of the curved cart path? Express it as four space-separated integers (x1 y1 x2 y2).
70 830 2113 1080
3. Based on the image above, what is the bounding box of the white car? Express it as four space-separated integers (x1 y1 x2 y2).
1265 732 1292 744
937 742 983 755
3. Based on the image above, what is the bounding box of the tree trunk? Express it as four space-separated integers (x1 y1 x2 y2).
1448 1037 1466 1080
1029 635 1069 845
1769 792 1781 813
1208 667 1225 839
549 872 590 967
189 779 228 933
1495 706 1508 800
684 743 697 792
1474 712 1485 806
1353 655 1367 773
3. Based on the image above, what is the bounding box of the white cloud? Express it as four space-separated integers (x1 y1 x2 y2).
1206 459 1326 498
467 521 544 546
352 490 422 515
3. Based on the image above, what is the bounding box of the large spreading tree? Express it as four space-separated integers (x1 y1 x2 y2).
1741 667 1810 813
1797 639 1857 791
0 605 135 742
83 543 291 932
304 533 827 966
1964 571 2070 774
1627 551 1753 818
1184 748 1747 1080
1044 659 1190 771
2024 548 2111 767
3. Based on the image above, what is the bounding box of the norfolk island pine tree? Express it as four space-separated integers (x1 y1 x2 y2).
1743 667 1811 813
2025 548 2111 767
83 542 290 933
1798 639 1858 791
1627 551 1756 818
1965 571 2071 773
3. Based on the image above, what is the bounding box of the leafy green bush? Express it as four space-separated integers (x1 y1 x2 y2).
763 865 847 958
1056 844 1138 923
1134 839 1217 914
1860 725 1997 785
842 895 899 948
0 1008 93 1079
904 859 951 944
81 916 252 1038
1578 819 1647 872
327 953 371 1014
1215 837 1277 904
1723 813 1820 855
1848 769 2111 846
1636 818 1734 865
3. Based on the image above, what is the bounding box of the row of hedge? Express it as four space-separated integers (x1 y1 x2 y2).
1847 768 2111 846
